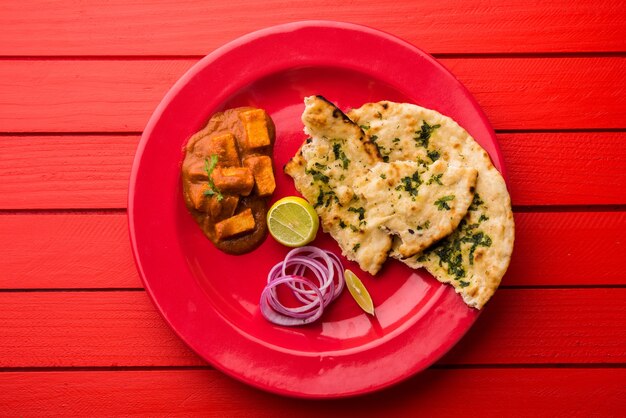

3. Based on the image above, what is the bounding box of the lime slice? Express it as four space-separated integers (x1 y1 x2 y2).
267 196 319 247
344 269 375 316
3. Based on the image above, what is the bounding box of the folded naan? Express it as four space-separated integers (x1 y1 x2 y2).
348 101 514 309
285 96 391 274
286 96 482 279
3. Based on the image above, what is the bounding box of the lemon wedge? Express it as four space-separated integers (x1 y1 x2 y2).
344 269 375 316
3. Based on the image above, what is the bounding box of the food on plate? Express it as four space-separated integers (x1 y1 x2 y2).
181 107 276 254
344 269 375 316
285 96 481 275
267 196 319 247
284 96 392 275
260 246 345 326
284 96 513 309
348 101 514 309
354 159 478 258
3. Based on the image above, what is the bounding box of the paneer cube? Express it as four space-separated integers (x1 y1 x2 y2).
214 208 255 240
243 155 276 197
211 167 254 196
239 109 271 150
185 183 210 211
207 194 239 221
208 133 240 167
192 133 240 167
186 160 209 182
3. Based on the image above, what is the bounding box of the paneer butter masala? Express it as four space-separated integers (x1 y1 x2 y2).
182 107 276 254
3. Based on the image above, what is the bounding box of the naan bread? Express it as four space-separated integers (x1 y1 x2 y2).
349 101 514 309
285 96 392 274
354 159 478 258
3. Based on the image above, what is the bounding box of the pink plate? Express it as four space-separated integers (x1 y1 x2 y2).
129 21 504 398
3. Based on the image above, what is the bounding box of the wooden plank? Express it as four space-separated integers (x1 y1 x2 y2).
0 213 138 289
1 132 626 210
505 211 626 286
444 288 626 365
0 291 205 368
0 289 623 368
0 60 193 133
0 58 624 133
0 135 138 209
0 0 624 55
1 211 624 290
0 368 623 416
500 132 626 206
443 57 626 131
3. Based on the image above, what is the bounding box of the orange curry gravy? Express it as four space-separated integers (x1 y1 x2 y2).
181 107 276 254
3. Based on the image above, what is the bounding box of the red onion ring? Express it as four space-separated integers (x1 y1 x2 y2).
260 246 345 326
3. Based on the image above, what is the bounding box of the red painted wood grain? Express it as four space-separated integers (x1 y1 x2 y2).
0 60 190 133
0 213 138 289
0 136 137 209
0 0 622 413
1 132 625 209
0 368 623 416
1 0 624 55
500 132 626 206
0 58 624 133
505 211 626 286
0 289 623 368
1 211 624 290
443 57 626 131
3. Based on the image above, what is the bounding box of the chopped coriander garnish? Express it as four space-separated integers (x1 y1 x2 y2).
352 243 361 252
305 168 330 184
325 190 337 207
462 229 492 265
380 173 387 179
314 188 337 209
359 124 370 130
427 149 440 162
428 217 493 280
348 206 365 221
427 173 443 185
369 135 392 160
434 195 455 210
469 193 484 211
315 189 325 208
203 155 223 201
414 120 441 148
396 171 422 196
332 143 350 169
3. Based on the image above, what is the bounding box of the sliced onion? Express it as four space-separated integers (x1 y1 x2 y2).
260 276 324 326
260 246 345 326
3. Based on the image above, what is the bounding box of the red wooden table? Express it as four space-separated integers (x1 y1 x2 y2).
1 1 625 416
